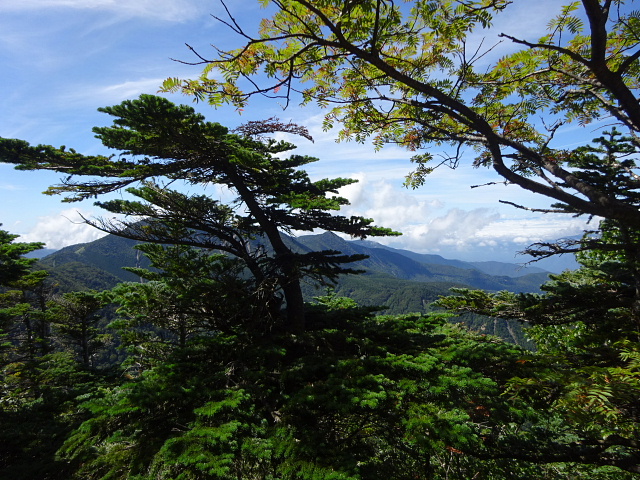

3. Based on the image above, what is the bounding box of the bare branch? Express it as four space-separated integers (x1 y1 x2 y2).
498 199 568 214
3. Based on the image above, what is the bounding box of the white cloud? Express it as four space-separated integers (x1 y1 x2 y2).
61 78 167 106
404 208 501 247
336 174 498 249
335 175 590 260
474 216 588 245
99 79 167 101
20 209 109 249
0 0 207 22
339 175 443 227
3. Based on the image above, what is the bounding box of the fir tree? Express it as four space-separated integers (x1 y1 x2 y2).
0 95 399 332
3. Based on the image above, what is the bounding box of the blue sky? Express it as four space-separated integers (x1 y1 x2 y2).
0 0 596 271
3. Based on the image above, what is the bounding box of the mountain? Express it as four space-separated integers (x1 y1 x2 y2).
37 235 148 290
26 248 57 259
291 232 550 293
355 239 548 277
36 231 544 347
38 231 551 297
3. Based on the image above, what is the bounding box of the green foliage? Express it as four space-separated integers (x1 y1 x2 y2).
0 95 399 332
0 225 51 362
0 227 119 479
106 242 261 370
47 290 110 367
0 352 106 479
437 239 640 472
155 21 640 471
59 293 541 480
0 226 44 286
432 131 640 472
166 0 640 240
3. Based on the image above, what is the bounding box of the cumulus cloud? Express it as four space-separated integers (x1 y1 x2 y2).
20 209 109 249
337 174 498 249
474 216 588 245
399 208 501 250
336 175 590 261
339 174 441 223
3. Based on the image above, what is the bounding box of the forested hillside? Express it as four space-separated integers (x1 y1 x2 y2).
38 230 550 300
37 230 538 347
36 229 547 348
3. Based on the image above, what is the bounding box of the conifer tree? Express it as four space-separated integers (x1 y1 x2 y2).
0 95 399 332
47 290 108 367
0 227 98 480
434 132 640 473
0 226 50 363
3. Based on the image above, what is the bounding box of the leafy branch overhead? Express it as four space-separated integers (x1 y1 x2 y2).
162 0 640 229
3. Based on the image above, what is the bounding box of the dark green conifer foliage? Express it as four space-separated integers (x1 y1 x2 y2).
0 226 51 364
0 95 399 332
0 226 44 286
0 227 108 480
107 242 259 370
433 131 640 474
47 290 109 367
438 251 640 473
59 286 542 480
0 227 43 358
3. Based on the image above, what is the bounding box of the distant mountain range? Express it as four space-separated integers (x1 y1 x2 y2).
293 232 549 285
36 231 551 346
354 239 548 277
38 231 551 302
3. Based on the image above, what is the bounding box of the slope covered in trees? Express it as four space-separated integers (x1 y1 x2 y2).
0 220 632 478
37 229 550 295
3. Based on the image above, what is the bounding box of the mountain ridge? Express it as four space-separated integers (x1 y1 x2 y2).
38 230 551 296
349 236 548 277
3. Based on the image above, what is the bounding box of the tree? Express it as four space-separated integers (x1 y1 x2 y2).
0 228 103 480
0 226 50 363
152 10 640 469
523 128 640 329
0 94 398 332
106 242 259 370
436 223 640 472
432 132 640 473
0 227 44 286
60 291 556 480
160 0 640 234
47 290 109 368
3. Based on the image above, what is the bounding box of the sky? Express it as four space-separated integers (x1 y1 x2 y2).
0 0 599 272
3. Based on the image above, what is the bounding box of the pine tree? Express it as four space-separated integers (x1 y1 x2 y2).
0 95 398 332
0 227 103 479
